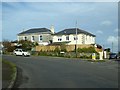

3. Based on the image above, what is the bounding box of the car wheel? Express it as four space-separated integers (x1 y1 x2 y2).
22 54 25 56
15 53 17 56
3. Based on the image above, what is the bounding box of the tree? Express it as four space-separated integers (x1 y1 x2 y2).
104 48 110 52
2 40 15 52
18 40 38 50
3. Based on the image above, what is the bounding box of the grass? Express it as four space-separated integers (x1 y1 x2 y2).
2 59 16 80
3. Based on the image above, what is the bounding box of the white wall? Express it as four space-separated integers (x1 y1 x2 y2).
18 33 96 45
52 34 95 45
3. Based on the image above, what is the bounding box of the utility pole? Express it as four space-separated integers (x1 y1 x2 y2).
103 44 104 59
75 20 78 58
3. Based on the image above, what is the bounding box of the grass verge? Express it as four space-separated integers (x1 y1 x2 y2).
2 59 17 88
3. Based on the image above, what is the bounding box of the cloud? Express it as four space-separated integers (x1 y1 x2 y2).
107 36 118 45
114 28 120 33
2 2 118 51
107 36 120 48
114 28 118 32
107 36 118 52
96 30 103 34
101 20 112 26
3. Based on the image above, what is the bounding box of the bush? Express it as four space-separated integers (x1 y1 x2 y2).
38 51 47 56
77 47 98 53
2 40 16 52
60 45 67 52
18 40 38 50
54 47 60 53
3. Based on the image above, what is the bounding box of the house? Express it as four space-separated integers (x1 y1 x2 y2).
17 26 54 45
52 28 96 45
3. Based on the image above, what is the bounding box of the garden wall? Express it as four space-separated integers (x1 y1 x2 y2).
35 44 94 52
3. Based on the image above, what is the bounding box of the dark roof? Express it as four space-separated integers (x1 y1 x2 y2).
18 28 51 35
54 28 96 37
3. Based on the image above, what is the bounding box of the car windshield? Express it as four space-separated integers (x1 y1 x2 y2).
110 53 117 56
22 49 27 52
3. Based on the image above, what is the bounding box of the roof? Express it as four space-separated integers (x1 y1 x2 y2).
18 28 52 35
54 28 96 37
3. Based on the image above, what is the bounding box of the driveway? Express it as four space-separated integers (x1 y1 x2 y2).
2 55 119 88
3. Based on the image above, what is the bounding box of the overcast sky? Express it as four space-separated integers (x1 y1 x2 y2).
1 1 119 52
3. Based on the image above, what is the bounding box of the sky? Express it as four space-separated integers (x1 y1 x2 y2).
1 0 119 52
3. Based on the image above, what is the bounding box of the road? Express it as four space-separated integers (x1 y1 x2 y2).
2 55 119 88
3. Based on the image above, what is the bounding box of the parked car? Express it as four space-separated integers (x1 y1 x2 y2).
109 53 118 59
13 49 30 56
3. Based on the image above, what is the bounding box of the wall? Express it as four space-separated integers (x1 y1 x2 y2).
18 33 52 45
52 34 95 45
35 44 94 52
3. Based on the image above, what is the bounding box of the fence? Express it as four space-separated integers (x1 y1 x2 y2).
35 44 94 52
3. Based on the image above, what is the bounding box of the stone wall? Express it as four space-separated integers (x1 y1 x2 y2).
35 44 94 52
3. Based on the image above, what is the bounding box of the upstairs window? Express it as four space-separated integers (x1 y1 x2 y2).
39 35 42 41
32 36 35 41
82 35 85 44
74 36 78 40
24 36 27 41
58 37 62 41
66 36 69 40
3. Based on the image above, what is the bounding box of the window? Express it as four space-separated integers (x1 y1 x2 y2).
32 36 35 41
58 38 62 41
82 35 85 44
86 35 87 40
39 35 42 41
66 36 69 40
58 37 62 41
74 36 78 40
24 36 27 41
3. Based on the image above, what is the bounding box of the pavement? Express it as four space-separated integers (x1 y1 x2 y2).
2 55 119 88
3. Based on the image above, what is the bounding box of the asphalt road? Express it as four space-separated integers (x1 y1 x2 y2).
2 55 119 88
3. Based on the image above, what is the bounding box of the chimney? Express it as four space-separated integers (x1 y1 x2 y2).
50 25 54 34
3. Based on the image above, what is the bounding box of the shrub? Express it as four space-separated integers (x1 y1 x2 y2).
54 47 60 53
38 51 47 56
2 40 16 52
60 45 67 52
77 47 98 53
18 40 38 50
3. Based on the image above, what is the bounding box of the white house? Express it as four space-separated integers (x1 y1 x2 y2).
17 26 54 45
52 28 96 45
